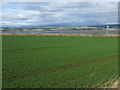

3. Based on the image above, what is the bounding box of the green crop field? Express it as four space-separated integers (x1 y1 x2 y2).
2 35 118 88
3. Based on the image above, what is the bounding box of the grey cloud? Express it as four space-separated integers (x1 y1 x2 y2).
2 2 118 26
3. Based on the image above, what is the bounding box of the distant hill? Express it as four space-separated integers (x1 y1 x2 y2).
1 24 119 29
89 24 119 28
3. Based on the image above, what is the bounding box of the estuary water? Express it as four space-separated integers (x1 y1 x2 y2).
1 30 119 35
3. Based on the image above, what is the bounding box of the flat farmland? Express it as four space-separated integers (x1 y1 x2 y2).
2 35 118 88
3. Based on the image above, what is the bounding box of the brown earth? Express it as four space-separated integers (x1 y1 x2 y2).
110 81 118 88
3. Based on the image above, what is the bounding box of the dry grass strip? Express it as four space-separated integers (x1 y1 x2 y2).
1 33 120 37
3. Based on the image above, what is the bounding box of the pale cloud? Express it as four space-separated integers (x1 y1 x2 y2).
1 2 118 27
2 0 120 2
0 13 2 16
2 21 31 26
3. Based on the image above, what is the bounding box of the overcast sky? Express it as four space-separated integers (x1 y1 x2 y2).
1 2 118 27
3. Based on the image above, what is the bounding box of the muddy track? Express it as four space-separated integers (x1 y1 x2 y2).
3 55 119 82
46 69 118 88
3 44 99 52
3 46 70 52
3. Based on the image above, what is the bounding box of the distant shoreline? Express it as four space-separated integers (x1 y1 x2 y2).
1 33 120 37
